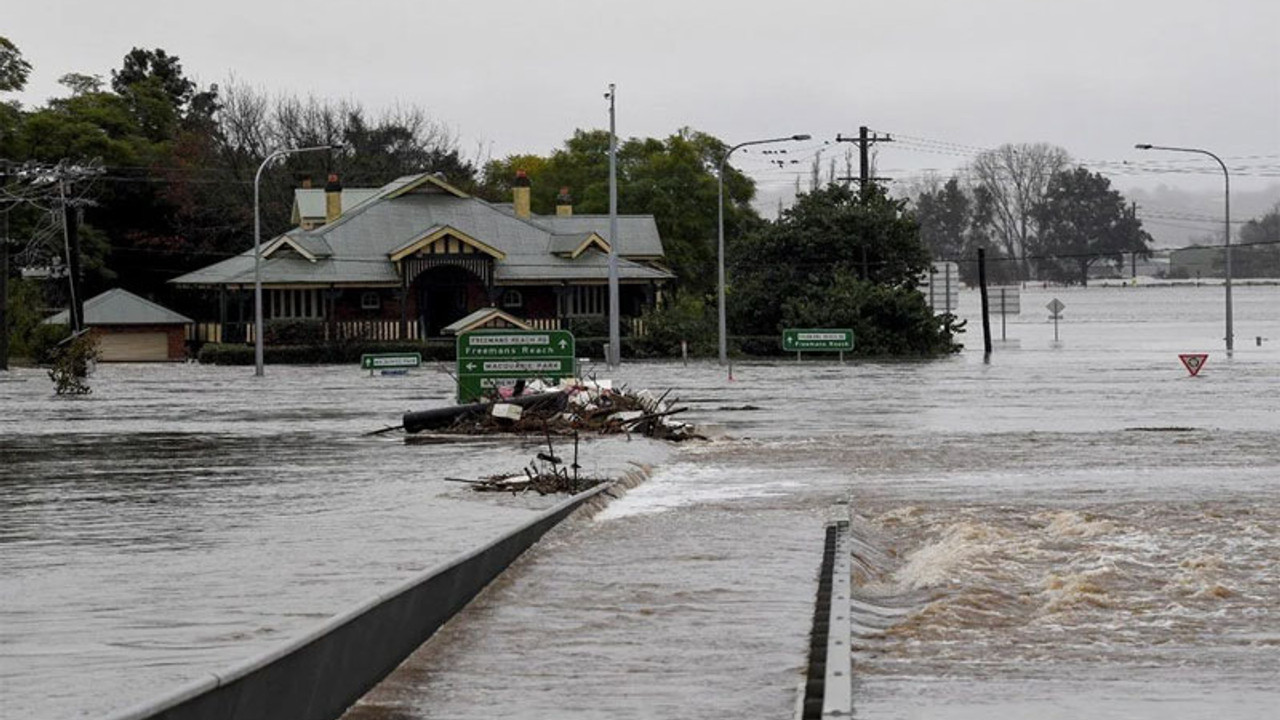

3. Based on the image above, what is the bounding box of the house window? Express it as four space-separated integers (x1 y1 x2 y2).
269 289 324 319
361 291 381 310
500 289 523 309
559 286 606 317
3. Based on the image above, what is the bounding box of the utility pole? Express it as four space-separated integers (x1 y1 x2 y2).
59 177 84 333
1131 201 1139 279
836 126 893 192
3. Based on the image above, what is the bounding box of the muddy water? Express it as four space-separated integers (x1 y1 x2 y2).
347 285 1280 719
0 365 667 718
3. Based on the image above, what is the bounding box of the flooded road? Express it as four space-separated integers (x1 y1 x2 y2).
348 285 1280 719
4 284 1280 718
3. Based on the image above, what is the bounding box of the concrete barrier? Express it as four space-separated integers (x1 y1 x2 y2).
104 482 615 720
798 521 852 720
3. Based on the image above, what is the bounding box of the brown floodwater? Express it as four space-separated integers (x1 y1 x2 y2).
4 284 1279 719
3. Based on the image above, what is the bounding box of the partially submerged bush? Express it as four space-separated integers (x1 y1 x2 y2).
48 332 100 395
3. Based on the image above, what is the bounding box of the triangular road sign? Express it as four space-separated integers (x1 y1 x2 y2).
1178 353 1208 377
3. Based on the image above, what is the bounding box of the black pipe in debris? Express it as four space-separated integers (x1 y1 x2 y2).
402 391 566 434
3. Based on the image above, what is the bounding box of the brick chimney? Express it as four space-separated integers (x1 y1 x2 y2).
324 173 342 225
555 186 573 217
512 169 531 219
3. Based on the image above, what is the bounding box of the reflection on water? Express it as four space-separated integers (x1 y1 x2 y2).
3 285 1280 719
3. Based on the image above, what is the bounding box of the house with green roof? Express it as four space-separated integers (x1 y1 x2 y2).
171 171 673 342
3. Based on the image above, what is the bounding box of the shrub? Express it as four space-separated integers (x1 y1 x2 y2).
48 332 100 395
636 293 717 356
264 319 326 345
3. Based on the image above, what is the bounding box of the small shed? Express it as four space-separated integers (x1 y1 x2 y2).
45 289 193 362
440 307 533 335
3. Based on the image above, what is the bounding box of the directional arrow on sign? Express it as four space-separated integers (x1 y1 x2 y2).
558 339 568 348
465 362 476 371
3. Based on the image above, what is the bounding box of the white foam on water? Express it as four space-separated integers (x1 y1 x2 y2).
593 463 802 521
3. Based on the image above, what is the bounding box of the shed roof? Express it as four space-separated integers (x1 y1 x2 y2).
45 288 193 326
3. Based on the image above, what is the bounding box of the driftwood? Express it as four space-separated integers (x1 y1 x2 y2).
460 431 606 495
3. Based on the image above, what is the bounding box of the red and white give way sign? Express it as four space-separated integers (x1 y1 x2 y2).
1179 353 1209 377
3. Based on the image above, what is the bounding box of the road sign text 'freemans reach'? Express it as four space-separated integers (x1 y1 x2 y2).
456 330 575 402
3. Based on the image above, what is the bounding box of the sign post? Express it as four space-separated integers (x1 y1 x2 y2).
1046 298 1065 342
919 262 960 315
360 352 422 377
456 330 576 402
991 286 1021 341
782 328 855 362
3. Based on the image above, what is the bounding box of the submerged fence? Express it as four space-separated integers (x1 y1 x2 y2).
104 482 613 720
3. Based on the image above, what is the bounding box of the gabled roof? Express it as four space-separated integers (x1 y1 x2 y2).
441 307 532 335
549 232 610 258
262 232 332 262
389 224 506 261
171 172 674 288
45 288 193 326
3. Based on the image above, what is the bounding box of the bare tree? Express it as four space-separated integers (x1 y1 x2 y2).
970 142 1070 280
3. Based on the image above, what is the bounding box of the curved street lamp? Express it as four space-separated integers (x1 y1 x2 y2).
718 134 811 365
253 144 344 377
1135 143 1232 353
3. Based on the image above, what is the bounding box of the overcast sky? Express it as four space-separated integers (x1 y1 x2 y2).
7 0 1279 236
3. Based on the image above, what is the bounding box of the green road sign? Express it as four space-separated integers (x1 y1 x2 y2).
783 328 855 352
456 330 576 402
361 352 422 371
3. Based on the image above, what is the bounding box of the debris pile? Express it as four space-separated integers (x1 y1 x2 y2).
446 432 604 495
402 379 702 441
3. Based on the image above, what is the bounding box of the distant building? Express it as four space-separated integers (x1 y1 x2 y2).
44 288 193 362
172 171 672 342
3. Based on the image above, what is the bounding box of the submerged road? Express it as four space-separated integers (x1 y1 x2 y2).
348 286 1280 719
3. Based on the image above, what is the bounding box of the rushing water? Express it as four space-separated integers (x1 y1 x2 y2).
4 284 1280 719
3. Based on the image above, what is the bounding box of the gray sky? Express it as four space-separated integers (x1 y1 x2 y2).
7 0 1279 238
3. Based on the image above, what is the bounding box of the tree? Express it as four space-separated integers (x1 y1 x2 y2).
476 128 759 294
971 143 1070 280
58 73 104 96
0 37 32 93
1031 168 1153 286
1233 204 1280 278
910 176 1015 285
729 183 960 355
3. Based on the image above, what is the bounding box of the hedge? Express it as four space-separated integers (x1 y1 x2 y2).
198 341 456 366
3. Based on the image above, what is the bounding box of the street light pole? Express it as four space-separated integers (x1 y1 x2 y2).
254 144 343 377
717 134 811 365
1135 144 1233 353
606 83 620 369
